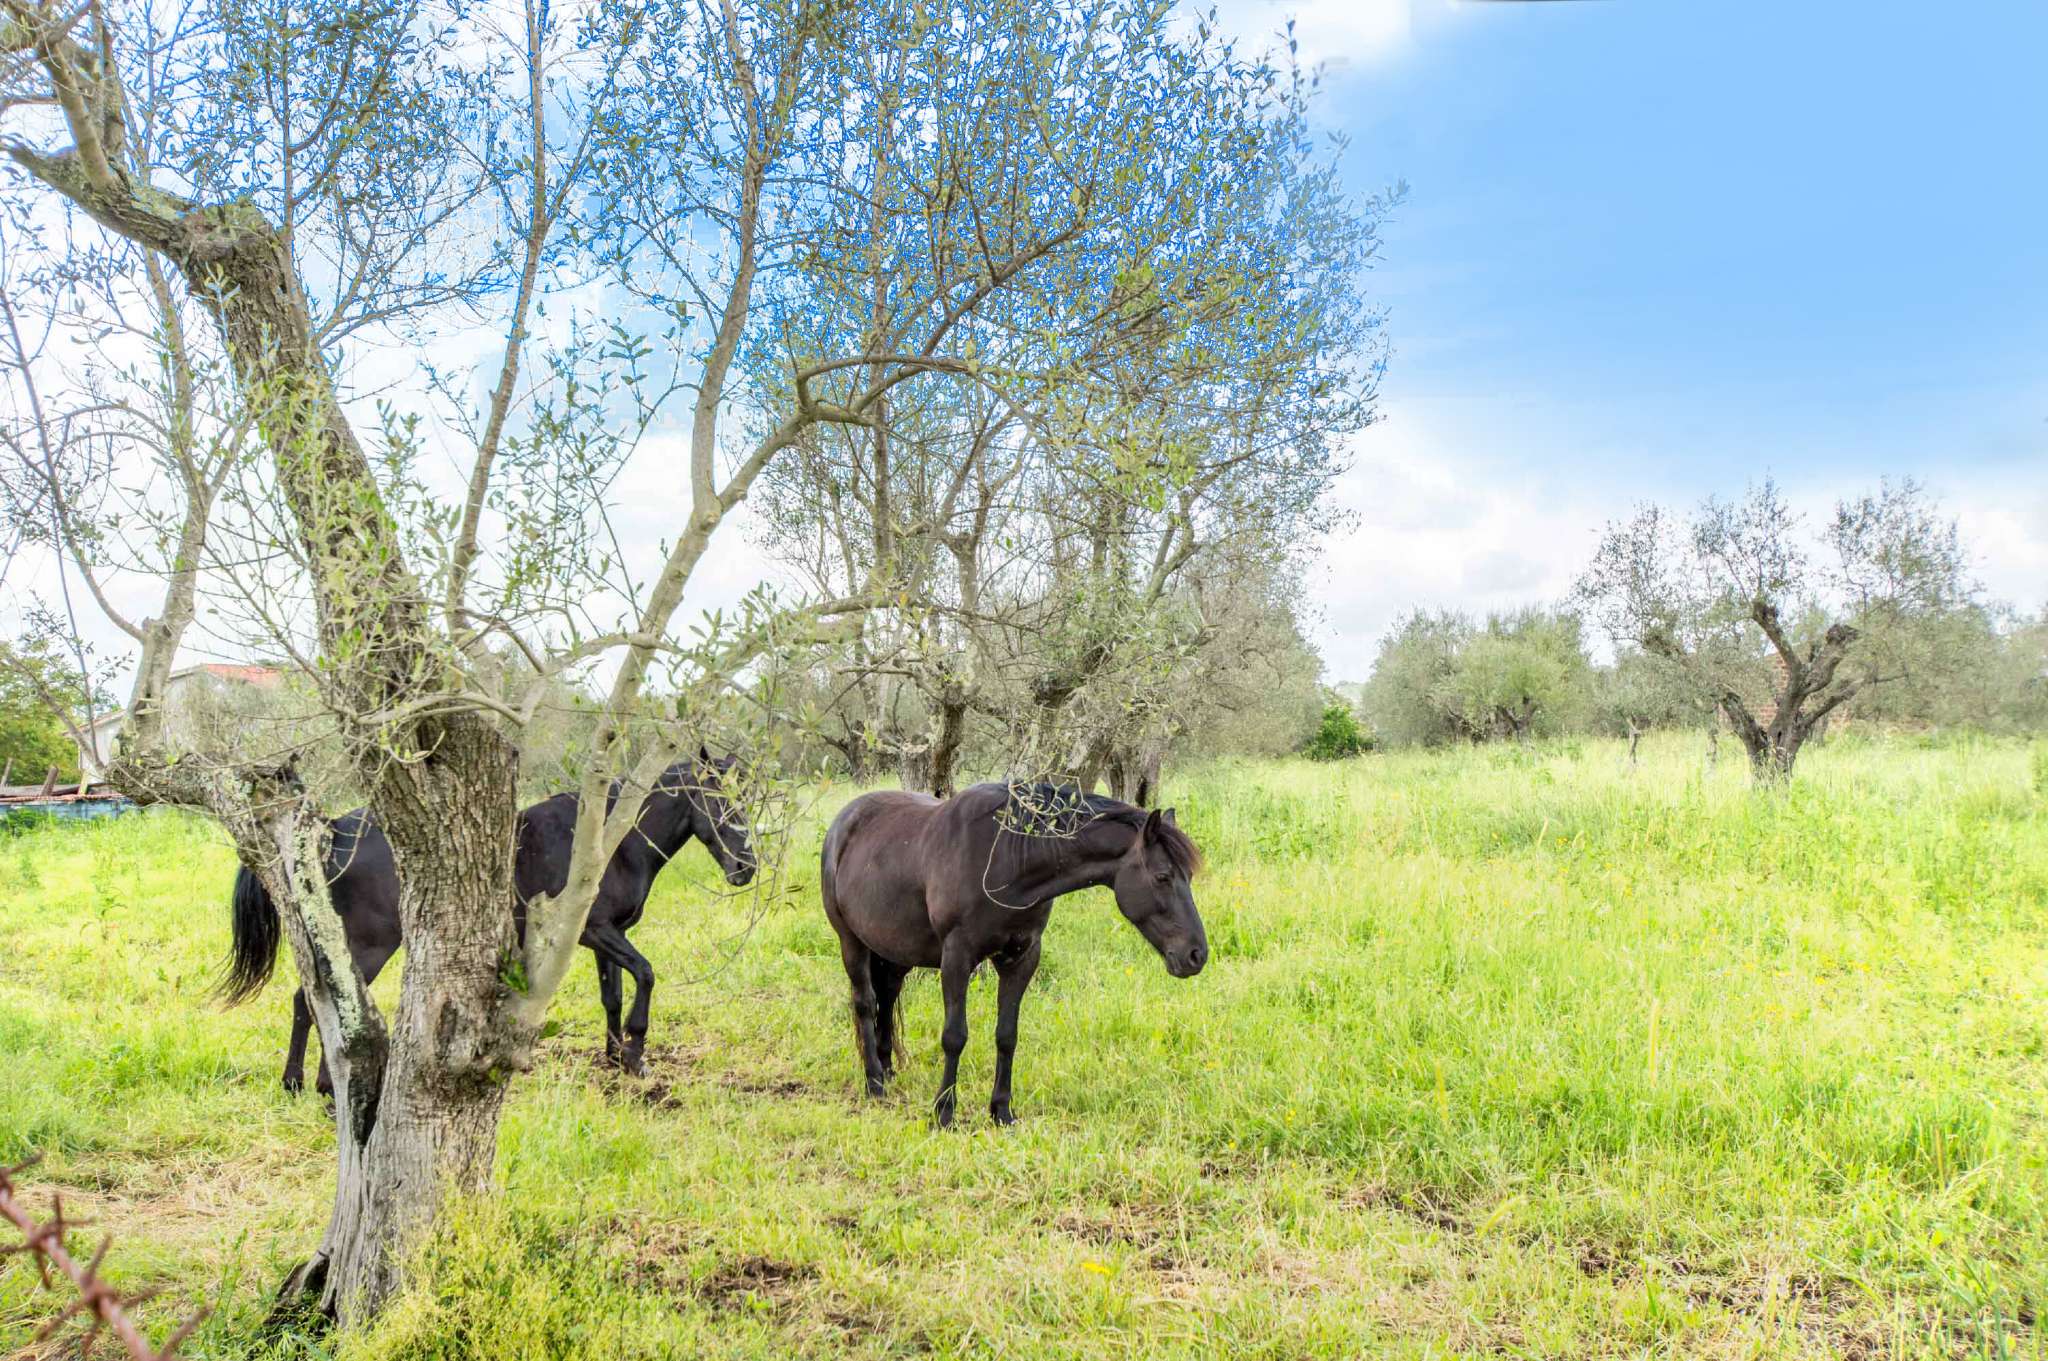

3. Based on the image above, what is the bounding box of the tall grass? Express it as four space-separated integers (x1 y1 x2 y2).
1 734 2042 1358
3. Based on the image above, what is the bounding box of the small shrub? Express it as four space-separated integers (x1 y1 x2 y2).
1302 702 1371 761
0 808 57 838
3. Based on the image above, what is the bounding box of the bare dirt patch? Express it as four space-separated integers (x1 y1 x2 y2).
716 1071 810 1099
1573 1242 1627 1278
693 1255 818 1314
578 1040 815 1104
1338 1182 1467 1233
1051 1207 1189 1272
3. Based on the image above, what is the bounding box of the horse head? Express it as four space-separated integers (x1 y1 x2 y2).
689 745 758 886
1110 807 1207 978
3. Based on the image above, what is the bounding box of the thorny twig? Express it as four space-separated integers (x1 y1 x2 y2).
0 1155 206 1360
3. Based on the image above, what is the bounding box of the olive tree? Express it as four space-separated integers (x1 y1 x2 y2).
1361 608 1471 748
1438 608 1592 743
0 0 1333 1324
753 56 1391 800
1577 478 1971 781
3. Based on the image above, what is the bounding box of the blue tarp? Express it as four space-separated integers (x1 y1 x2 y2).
0 797 132 823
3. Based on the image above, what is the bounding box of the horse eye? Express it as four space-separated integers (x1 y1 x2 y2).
1153 871 1171 884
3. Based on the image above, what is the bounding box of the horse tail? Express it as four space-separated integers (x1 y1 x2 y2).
219 862 283 1005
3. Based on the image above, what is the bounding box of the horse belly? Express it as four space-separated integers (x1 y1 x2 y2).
832 851 941 968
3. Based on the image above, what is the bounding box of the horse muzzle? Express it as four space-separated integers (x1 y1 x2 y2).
1165 943 1207 978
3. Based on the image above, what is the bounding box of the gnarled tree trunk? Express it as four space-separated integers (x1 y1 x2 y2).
302 713 519 1317
1105 740 1164 806
918 675 970 799
1652 614 1870 786
14 137 529 1323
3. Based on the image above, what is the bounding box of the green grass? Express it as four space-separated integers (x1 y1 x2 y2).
3 734 2045 1358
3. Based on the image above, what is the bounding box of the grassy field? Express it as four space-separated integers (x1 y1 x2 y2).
2 734 2045 1359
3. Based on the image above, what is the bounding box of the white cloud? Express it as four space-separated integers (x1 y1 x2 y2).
1307 406 2048 683
1954 484 2048 614
1305 406 1604 679
1200 0 1427 71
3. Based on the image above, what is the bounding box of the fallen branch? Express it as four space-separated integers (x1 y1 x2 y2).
0 1155 206 1359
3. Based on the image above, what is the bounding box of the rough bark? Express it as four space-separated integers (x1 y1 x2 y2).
897 739 931 794
1493 696 1538 744
157 219 522 1318
6 57 527 1323
312 715 518 1317
923 690 968 799
1105 741 1164 806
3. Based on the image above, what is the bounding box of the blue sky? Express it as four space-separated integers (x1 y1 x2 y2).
10 1 2040 687
1215 0 2048 676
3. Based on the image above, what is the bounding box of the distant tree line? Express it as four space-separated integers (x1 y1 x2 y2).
1344 480 2047 781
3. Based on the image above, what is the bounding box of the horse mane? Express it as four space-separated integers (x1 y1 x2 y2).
993 782 1203 878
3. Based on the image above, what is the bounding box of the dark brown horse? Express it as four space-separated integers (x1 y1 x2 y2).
820 782 1206 1126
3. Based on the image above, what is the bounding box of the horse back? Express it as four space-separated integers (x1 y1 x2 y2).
824 787 940 860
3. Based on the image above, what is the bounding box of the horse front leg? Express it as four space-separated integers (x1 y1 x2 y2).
989 941 1041 1126
614 932 658 1076
585 927 654 1076
933 938 976 1128
597 956 624 1066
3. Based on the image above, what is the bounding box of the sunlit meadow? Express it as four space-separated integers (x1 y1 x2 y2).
3 734 2044 1358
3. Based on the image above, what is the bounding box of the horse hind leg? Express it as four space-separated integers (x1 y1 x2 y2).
869 957 910 1081
839 936 887 1097
584 926 655 1077
284 988 313 1095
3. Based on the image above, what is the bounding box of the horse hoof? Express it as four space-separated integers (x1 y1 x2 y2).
991 1107 1017 1127
282 1076 303 1097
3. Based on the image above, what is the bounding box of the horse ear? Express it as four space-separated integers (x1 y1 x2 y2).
1163 807 1177 826
1142 808 1164 842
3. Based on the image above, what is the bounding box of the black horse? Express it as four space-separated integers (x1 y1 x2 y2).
820 782 1206 1126
223 752 756 1092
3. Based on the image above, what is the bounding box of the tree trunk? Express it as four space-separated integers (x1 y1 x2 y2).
897 739 932 794
14 48 536 1330
828 726 877 782
177 231 524 1321
288 713 521 1319
1747 737 1796 783
162 219 523 1320
1072 732 1115 793
1105 741 1164 806
1732 707 1806 784
924 693 968 800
